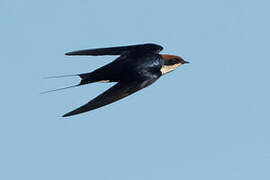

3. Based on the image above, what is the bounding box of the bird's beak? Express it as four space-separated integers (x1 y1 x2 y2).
183 61 190 64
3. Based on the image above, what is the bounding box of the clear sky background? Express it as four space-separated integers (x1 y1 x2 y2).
1 0 270 179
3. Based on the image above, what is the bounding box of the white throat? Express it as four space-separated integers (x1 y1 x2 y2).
160 63 182 75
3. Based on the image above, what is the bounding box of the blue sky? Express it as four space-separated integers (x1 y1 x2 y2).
1 0 270 179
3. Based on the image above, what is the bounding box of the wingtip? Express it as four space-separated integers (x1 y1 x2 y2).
62 112 73 117
62 110 79 117
62 114 69 117
65 52 72 56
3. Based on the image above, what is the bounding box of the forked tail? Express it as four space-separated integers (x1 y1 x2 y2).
42 72 96 94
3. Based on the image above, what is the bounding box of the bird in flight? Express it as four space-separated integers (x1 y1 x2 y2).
54 43 189 117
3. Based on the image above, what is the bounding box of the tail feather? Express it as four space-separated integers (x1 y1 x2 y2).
78 73 97 85
42 72 98 94
43 74 78 79
41 85 79 94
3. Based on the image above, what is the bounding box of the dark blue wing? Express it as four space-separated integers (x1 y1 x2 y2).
62 76 159 117
65 43 163 56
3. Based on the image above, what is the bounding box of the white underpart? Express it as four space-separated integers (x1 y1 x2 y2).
99 80 111 83
160 63 182 75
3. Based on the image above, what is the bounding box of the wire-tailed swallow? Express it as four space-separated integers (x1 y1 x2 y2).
53 43 189 117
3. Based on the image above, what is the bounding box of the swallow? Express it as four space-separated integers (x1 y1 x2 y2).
59 43 189 117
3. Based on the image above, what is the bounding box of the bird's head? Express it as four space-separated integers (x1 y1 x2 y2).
160 54 189 75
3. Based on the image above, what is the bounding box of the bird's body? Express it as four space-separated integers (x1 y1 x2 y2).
79 51 162 85
58 43 188 117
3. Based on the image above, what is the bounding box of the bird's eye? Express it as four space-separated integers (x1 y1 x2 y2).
165 58 179 65
165 59 179 66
